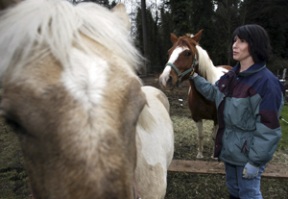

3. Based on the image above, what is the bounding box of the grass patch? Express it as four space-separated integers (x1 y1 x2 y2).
279 104 288 150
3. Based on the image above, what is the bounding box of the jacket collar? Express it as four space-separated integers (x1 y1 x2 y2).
233 62 266 77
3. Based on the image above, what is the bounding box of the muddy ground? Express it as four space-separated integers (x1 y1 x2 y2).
0 75 287 199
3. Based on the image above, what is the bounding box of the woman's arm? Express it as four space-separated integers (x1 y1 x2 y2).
190 74 218 102
248 85 284 166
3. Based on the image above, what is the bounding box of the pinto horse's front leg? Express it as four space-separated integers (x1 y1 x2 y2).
211 124 219 160
195 120 204 159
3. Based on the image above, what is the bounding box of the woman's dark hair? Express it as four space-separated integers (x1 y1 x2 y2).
231 24 272 63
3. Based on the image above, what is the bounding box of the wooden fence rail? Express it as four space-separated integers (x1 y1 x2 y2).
168 159 288 179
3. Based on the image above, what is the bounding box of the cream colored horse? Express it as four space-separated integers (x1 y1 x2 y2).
0 1 174 199
136 86 174 199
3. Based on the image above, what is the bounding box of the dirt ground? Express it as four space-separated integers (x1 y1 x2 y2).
0 75 287 199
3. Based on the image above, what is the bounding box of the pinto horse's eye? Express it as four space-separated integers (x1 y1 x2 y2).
184 51 192 56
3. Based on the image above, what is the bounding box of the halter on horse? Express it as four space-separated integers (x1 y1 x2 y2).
159 29 231 159
0 1 174 198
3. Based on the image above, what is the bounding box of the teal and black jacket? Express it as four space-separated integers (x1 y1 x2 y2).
192 62 284 166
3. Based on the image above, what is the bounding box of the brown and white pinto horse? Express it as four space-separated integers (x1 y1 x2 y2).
159 29 231 159
0 1 174 199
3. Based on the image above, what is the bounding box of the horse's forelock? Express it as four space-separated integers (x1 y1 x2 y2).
185 33 194 38
175 35 215 80
176 37 196 51
75 2 142 70
0 0 141 79
176 37 198 62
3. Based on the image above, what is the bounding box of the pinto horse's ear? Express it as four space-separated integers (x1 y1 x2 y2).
170 33 178 44
112 3 131 30
192 29 204 43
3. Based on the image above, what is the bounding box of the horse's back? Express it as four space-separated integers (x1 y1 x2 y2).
136 86 174 199
142 86 170 111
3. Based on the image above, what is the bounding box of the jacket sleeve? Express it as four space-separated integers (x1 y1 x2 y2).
248 85 284 166
191 75 218 102
249 122 282 166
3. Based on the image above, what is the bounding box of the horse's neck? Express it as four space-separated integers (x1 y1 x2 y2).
196 46 221 84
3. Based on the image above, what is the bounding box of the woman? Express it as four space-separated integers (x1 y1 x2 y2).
190 24 284 199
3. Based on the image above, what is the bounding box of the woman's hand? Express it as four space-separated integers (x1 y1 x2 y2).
243 162 259 179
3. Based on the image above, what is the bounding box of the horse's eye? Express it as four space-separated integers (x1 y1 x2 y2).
184 51 192 56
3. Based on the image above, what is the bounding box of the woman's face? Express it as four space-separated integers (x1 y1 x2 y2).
232 36 251 62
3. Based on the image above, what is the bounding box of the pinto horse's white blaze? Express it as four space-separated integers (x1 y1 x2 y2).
168 46 186 64
159 46 187 87
159 66 171 87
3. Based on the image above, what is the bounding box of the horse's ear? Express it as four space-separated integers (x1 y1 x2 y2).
112 3 131 30
192 29 204 43
170 33 178 44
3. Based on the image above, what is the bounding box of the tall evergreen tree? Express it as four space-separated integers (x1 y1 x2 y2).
164 0 193 35
240 0 288 72
188 0 217 64
71 0 112 8
141 0 150 74
213 0 241 65
135 6 164 73
158 6 174 67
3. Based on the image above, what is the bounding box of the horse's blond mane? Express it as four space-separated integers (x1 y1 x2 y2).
196 45 214 73
0 0 141 78
195 45 220 83
183 33 221 83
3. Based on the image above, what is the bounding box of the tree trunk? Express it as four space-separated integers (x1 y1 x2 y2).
141 0 149 75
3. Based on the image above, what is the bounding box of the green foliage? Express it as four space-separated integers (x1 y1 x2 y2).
167 0 193 35
212 0 241 65
241 0 288 70
135 7 165 73
268 56 288 74
279 105 288 150
0 118 30 199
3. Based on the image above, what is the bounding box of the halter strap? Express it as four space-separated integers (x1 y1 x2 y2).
166 54 198 82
